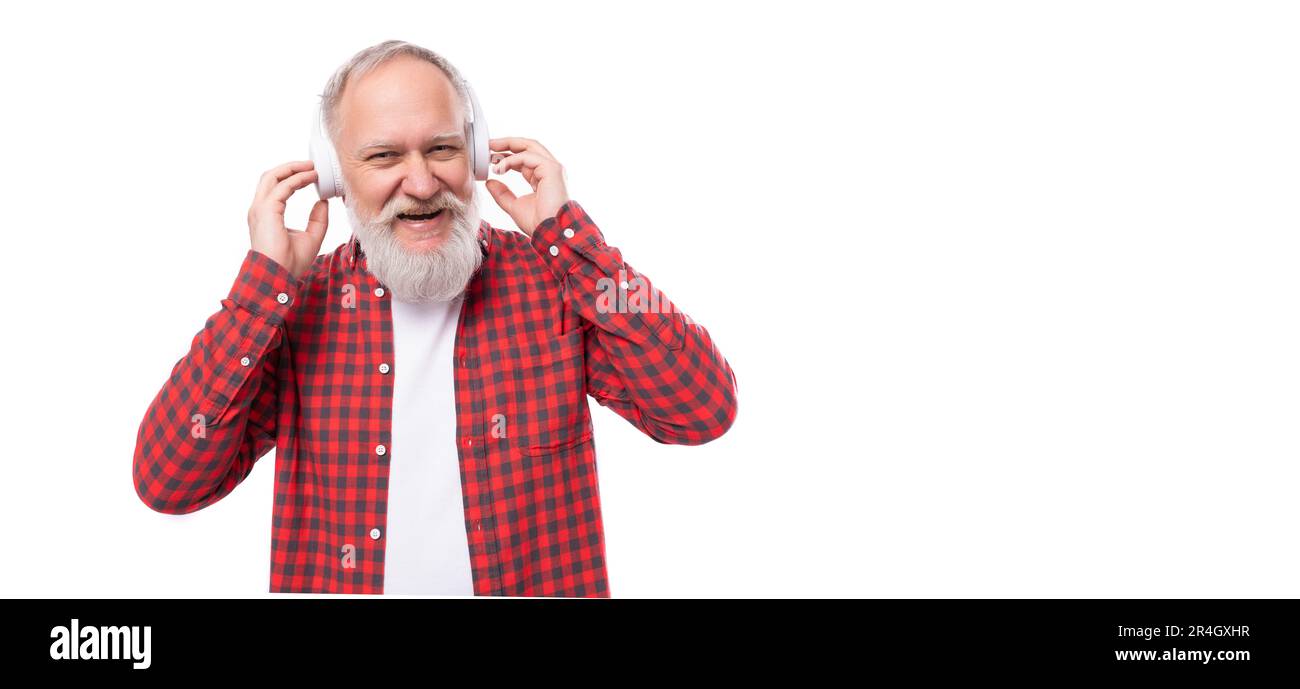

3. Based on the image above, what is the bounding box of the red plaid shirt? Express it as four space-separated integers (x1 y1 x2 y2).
133 200 738 596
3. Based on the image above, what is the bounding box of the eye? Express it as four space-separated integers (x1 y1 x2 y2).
367 146 455 161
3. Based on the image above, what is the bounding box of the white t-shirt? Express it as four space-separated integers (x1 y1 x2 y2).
383 293 474 596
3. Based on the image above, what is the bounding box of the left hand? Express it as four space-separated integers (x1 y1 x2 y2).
484 137 570 236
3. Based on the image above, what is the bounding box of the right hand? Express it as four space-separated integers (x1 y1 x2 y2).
248 160 329 279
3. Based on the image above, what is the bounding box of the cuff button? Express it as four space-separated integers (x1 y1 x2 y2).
548 245 559 257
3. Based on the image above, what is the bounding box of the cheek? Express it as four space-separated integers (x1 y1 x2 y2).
365 177 406 215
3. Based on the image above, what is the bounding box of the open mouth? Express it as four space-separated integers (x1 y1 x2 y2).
397 209 445 223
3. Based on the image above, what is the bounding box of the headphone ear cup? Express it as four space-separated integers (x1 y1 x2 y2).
463 80 490 182
309 105 342 200
327 145 344 200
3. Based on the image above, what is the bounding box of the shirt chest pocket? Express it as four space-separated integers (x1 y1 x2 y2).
500 327 591 455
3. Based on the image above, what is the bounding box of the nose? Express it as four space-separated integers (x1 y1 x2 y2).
398 155 441 201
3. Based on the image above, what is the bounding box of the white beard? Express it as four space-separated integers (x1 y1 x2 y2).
344 185 484 303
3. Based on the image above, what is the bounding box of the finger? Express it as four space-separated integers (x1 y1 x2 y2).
257 160 315 199
267 169 318 206
492 153 537 186
493 151 558 187
489 137 555 161
492 153 534 187
504 152 557 189
489 149 542 181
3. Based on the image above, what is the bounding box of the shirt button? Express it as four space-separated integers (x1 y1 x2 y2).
375 444 387 456
370 528 381 540
563 227 575 239
549 245 559 257
240 356 251 367
474 520 482 531
464 438 473 447
620 280 629 290
378 363 390 374
276 292 290 305
374 287 386 297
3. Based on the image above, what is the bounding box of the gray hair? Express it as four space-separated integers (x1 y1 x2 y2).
319 39 472 146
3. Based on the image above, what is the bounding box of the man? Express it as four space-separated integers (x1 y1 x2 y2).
133 40 738 597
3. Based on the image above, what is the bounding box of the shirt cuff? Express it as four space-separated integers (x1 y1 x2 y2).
227 250 299 325
531 200 604 276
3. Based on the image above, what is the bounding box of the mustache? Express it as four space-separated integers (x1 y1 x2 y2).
384 195 464 222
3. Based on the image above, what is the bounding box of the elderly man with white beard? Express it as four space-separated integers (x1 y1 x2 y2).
133 40 738 597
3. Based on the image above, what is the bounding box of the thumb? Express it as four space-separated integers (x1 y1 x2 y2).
485 179 516 213
305 199 329 242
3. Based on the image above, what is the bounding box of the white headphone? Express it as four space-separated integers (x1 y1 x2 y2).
308 78 490 201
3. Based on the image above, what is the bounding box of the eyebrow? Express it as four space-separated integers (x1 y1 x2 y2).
356 132 464 155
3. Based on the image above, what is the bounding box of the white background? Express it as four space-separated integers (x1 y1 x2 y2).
2 0 1298 597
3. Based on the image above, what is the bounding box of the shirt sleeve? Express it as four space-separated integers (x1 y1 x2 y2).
132 249 297 514
530 200 738 444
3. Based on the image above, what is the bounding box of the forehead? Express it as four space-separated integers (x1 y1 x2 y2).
337 56 464 145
